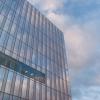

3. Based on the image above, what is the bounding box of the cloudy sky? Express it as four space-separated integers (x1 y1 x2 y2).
28 0 100 100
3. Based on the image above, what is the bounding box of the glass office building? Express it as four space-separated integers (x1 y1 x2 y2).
0 0 70 100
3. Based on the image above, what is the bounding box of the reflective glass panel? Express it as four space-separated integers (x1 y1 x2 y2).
14 74 21 96
36 82 39 100
3 18 11 32
13 96 19 100
5 70 14 93
6 35 13 51
21 77 27 98
3 93 10 100
47 87 50 100
29 80 34 100
0 14 4 28
0 31 7 47
42 85 45 100
0 67 5 91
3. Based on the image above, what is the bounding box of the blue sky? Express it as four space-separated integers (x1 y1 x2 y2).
28 0 100 100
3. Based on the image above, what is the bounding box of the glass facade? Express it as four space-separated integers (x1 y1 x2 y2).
0 0 70 100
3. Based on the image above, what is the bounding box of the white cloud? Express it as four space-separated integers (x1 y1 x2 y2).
28 0 65 12
39 0 64 11
73 86 100 100
27 0 40 5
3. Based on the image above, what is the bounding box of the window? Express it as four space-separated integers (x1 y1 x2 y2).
21 77 27 98
0 67 5 91
29 80 34 100
0 31 7 47
10 22 16 36
42 85 45 100
1 3 9 16
3 18 11 32
3 93 10 100
6 35 14 51
32 50 36 64
37 53 42 67
14 74 21 96
47 71 51 87
21 0 27 17
7 8 14 20
13 39 19 54
31 9 35 26
58 77 60 91
13 96 19 100
20 43 26 58
27 46 31 62
36 82 39 100
5 70 14 93
23 31 27 43
0 14 4 28
0 1 4 12
47 59 50 70
0 52 46 84
52 90 56 100
0 91 3 100
60 78 63 93
42 56 47 69
47 87 50 100
52 74 55 89
56 76 59 91
11 0 19 11
57 92 60 100
26 3 31 23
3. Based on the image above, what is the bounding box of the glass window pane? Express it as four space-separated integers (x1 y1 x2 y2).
31 9 35 25
0 14 4 28
1 3 9 16
0 67 5 91
0 31 7 47
0 91 3 100
52 90 56 100
3 18 11 32
20 43 25 58
47 72 50 87
10 22 16 36
27 46 31 61
21 77 27 98
36 82 39 100
6 35 13 51
52 74 54 89
0 1 4 12
7 8 14 20
42 85 45 100
57 92 60 100
16 27 22 39
4 0 12 7
13 96 19 100
3 93 10 100
14 74 20 96
23 31 27 43
5 70 14 93
11 0 19 10
32 50 36 64
47 87 50 100
29 80 34 100
13 39 19 54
